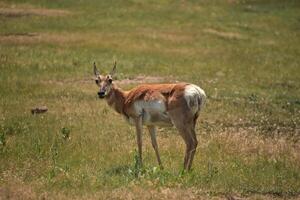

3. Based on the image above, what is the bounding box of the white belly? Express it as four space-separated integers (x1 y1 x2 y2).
127 100 173 126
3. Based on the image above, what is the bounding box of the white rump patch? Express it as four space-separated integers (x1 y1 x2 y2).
184 84 206 114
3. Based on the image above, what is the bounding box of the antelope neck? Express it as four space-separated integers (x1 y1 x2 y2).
105 84 127 116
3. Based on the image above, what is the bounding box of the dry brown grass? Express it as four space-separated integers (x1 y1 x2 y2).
0 184 215 200
197 128 300 165
1 182 299 200
203 28 247 40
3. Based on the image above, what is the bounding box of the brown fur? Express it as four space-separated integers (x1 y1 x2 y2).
123 83 188 115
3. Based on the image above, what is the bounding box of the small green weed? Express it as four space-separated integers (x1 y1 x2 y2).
0 132 6 146
61 127 71 140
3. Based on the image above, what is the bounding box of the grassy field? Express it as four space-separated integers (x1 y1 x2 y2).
0 0 300 199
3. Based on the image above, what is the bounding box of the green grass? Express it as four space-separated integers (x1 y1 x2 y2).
0 0 300 199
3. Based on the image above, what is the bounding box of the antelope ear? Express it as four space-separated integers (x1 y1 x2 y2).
110 61 117 76
93 62 100 76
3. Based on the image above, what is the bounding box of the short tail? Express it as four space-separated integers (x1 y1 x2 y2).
198 89 206 109
184 84 206 115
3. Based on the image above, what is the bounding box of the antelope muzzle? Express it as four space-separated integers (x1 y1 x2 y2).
98 91 105 99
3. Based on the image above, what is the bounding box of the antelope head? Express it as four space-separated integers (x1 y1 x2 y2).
93 61 117 99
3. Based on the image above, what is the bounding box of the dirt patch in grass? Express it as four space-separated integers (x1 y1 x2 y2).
42 75 173 87
0 184 37 200
94 187 213 200
137 28 194 43
0 32 82 45
203 28 247 40
0 4 71 17
0 33 38 44
0 175 38 200
115 75 173 85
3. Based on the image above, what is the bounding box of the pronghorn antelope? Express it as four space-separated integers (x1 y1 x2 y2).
93 62 206 171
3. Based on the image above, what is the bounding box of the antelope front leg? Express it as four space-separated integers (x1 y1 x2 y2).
135 116 143 167
147 126 163 169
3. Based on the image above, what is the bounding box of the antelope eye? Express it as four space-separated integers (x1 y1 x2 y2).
108 79 112 84
95 79 99 84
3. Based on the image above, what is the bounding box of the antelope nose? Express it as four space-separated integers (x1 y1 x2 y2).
98 91 105 98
